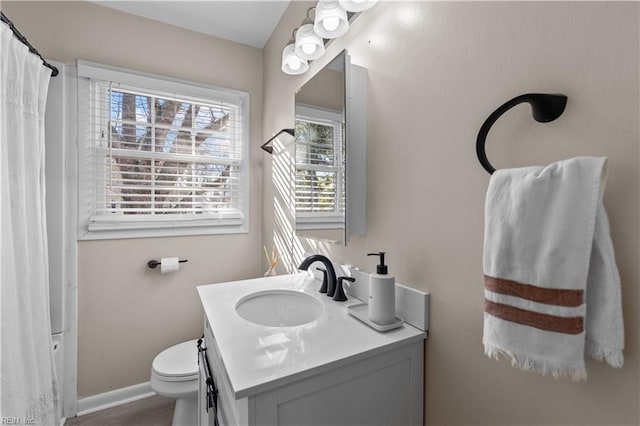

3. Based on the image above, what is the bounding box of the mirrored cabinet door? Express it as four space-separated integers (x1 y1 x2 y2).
294 50 366 245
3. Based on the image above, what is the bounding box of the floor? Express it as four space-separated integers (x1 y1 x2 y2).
65 396 174 426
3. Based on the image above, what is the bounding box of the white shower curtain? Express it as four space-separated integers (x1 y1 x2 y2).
0 23 59 425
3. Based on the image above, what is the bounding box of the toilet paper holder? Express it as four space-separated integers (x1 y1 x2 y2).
147 259 189 269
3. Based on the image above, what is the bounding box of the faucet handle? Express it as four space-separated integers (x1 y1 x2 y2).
316 267 328 293
333 276 355 302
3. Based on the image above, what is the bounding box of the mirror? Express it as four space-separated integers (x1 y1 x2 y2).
294 50 366 245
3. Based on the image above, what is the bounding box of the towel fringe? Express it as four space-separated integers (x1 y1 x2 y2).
585 339 624 368
484 344 588 381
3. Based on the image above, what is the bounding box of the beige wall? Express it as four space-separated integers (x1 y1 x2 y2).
3 1 264 397
4 0 639 421
263 2 639 425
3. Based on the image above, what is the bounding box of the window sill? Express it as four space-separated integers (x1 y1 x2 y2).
295 221 345 231
79 221 248 240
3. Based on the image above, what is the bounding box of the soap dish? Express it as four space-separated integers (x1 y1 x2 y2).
347 303 404 332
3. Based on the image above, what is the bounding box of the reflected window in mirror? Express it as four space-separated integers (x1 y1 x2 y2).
295 106 345 230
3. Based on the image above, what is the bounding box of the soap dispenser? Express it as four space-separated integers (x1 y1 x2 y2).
367 252 396 325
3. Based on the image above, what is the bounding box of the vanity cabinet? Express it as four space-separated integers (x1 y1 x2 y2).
199 319 424 426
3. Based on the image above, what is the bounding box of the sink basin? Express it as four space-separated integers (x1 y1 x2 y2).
235 289 323 327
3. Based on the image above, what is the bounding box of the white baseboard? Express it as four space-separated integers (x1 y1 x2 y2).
76 382 155 416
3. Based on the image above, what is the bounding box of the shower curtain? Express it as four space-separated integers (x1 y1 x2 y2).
0 23 59 425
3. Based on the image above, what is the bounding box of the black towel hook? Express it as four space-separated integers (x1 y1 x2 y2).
476 93 568 174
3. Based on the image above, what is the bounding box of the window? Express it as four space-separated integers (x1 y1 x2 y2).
77 61 249 239
295 105 345 229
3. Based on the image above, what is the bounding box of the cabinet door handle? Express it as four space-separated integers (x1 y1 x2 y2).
206 377 218 413
198 339 220 426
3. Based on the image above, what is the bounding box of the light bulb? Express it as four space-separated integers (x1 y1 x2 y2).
301 43 317 55
282 43 309 75
322 16 340 32
294 23 325 60
314 1 349 39
288 59 302 71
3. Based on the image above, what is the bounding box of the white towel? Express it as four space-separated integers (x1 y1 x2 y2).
482 157 624 380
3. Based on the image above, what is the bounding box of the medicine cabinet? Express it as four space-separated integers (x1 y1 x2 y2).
294 50 366 245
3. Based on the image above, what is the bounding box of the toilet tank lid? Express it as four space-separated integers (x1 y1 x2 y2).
152 339 199 378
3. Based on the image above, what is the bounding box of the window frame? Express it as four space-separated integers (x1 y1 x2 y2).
294 104 345 230
77 61 250 240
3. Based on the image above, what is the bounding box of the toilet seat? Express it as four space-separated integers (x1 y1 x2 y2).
152 339 199 382
150 339 199 426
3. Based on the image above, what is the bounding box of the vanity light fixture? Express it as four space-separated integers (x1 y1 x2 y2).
338 0 378 13
281 31 309 75
281 0 376 75
294 9 325 61
313 0 349 39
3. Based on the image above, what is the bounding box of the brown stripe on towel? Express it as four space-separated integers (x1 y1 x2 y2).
484 275 584 307
484 299 584 335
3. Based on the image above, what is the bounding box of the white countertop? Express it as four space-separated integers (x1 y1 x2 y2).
197 272 426 399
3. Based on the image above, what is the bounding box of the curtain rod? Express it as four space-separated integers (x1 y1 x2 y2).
1 12 58 77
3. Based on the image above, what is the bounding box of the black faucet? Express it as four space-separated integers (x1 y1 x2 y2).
333 276 355 302
316 267 328 293
299 255 337 297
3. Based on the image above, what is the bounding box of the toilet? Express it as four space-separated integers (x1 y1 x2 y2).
150 339 199 426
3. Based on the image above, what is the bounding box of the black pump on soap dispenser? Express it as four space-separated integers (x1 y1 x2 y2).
367 252 388 275
367 252 396 325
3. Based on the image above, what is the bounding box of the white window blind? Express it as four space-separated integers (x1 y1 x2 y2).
295 114 345 218
77 61 249 238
